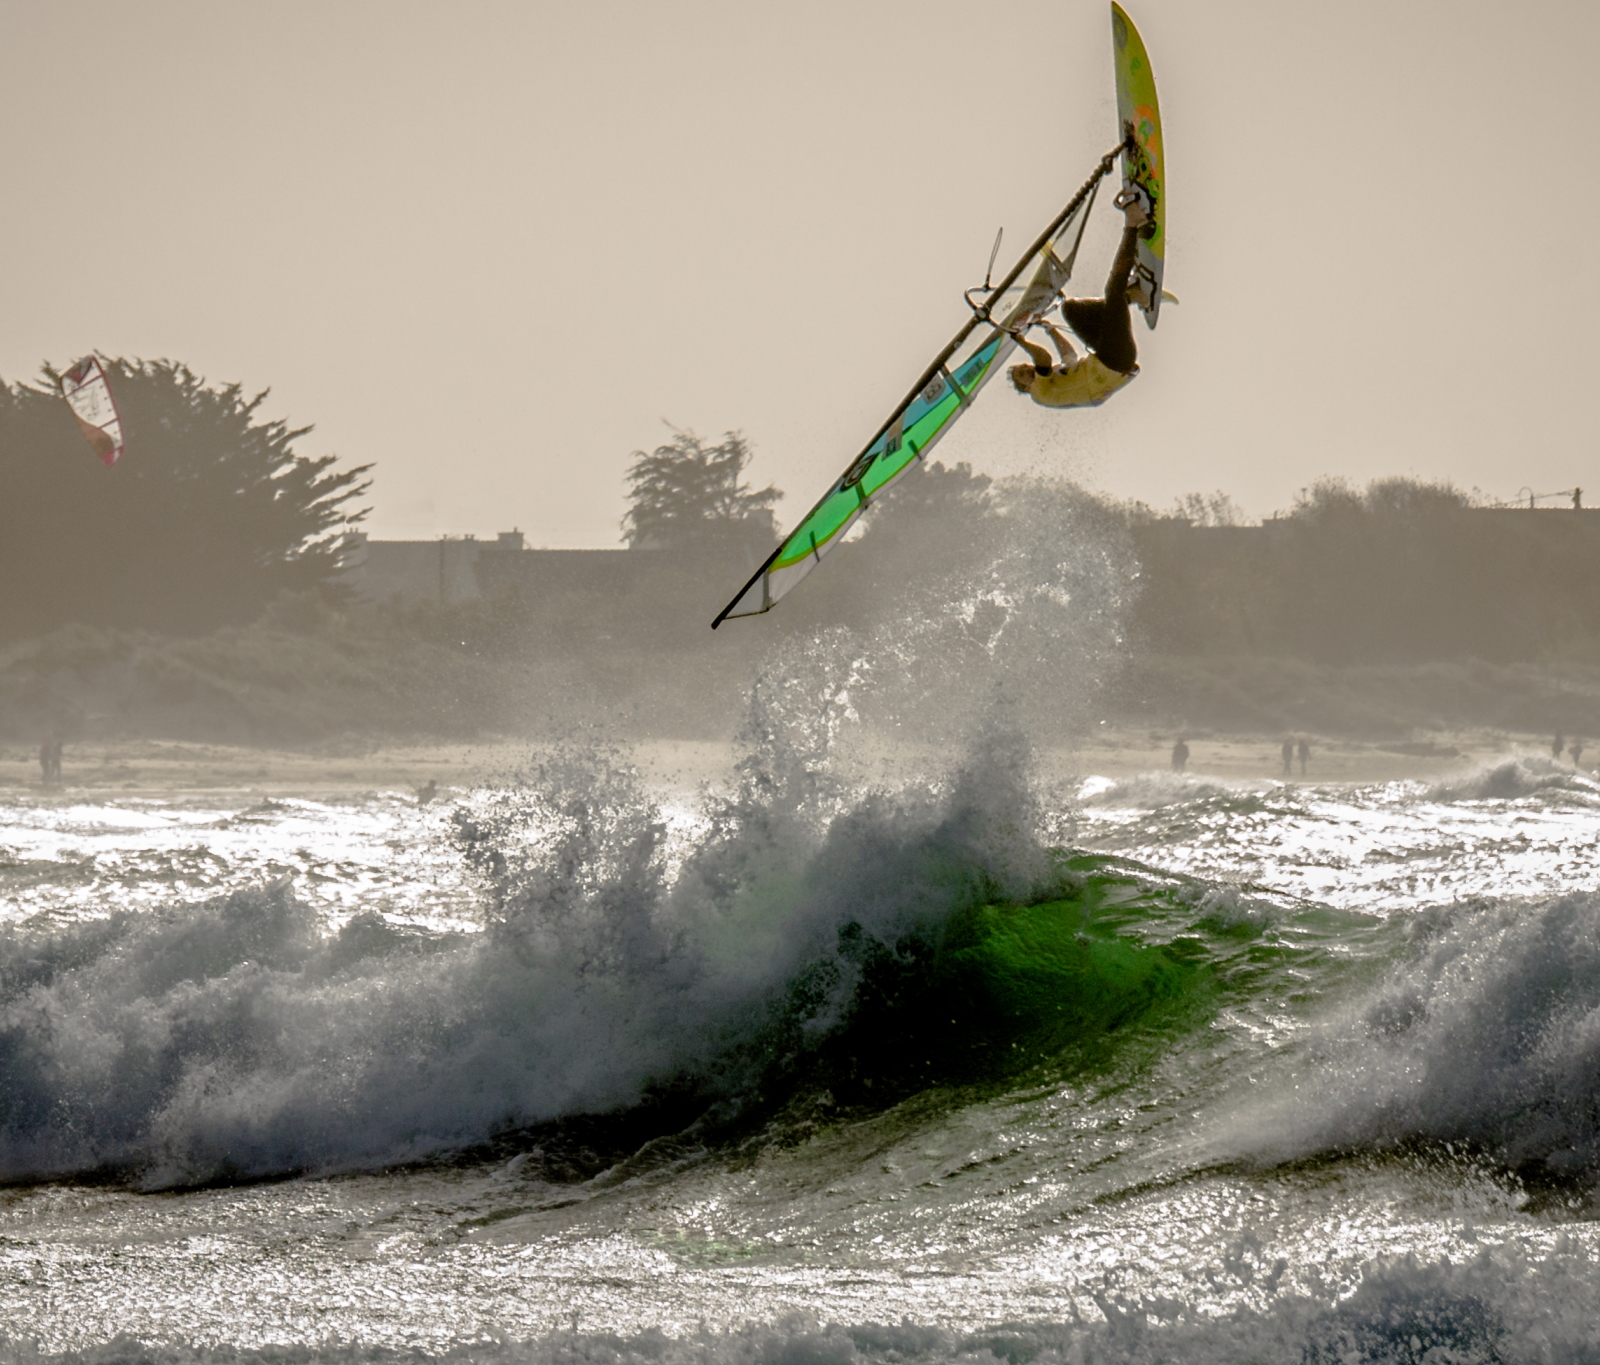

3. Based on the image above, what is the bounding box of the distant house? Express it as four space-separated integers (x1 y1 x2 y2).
340 526 771 611
341 530 526 604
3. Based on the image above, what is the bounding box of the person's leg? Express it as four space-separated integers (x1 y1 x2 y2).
1061 298 1108 353
1103 219 1141 309
1089 219 1141 374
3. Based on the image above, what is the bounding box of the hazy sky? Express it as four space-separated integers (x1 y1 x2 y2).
3 0 1595 544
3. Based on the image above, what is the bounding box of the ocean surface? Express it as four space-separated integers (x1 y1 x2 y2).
2 735 1599 1363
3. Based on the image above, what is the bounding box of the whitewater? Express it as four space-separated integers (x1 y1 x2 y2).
3 491 1600 1360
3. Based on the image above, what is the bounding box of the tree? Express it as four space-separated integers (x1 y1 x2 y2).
1173 490 1243 526
1273 477 1489 661
621 428 781 554
0 358 370 639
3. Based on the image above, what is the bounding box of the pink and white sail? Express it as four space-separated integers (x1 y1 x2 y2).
61 356 125 466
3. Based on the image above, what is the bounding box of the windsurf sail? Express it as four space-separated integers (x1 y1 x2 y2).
712 143 1126 628
61 356 126 467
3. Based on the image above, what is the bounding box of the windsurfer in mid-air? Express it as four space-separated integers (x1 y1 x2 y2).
712 3 1168 627
1008 191 1151 408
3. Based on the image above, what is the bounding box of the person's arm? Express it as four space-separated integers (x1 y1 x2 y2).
1043 324 1078 367
1012 333 1056 374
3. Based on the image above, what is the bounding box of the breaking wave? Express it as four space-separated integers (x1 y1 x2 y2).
1427 752 1600 803
0 715 1257 1189
1223 888 1600 1185
10 735 1599 1194
1078 771 1254 809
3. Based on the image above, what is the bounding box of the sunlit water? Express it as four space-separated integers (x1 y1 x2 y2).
0 792 479 933
1 747 1597 1363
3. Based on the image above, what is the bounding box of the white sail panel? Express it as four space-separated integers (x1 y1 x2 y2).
62 356 126 467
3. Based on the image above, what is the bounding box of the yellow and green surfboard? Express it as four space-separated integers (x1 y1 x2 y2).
1112 2 1166 329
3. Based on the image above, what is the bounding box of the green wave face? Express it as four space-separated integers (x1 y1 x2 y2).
761 854 1377 1104
930 895 1203 1064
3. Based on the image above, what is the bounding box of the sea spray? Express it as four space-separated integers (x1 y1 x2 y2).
840 475 1136 747
0 724 1093 1186
0 488 1150 1188
0 708 1292 1190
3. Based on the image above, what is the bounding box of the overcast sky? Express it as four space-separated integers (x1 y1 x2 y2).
3 0 1595 544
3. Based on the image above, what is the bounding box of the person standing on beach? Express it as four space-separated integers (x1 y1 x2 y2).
1569 738 1585 769
1297 737 1311 776
1553 732 1565 760
39 734 62 785
1171 738 1190 773
1281 739 1294 777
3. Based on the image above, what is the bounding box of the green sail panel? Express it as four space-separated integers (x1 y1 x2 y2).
761 336 998 581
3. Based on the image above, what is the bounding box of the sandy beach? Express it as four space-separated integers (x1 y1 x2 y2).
1060 726 1544 785
0 727 1575 800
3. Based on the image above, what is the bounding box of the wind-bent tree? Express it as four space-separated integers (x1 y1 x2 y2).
621 429 781 554
0 358 370 638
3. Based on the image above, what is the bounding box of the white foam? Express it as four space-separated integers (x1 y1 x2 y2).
0 720 1061 1188
1218 889 1600 1179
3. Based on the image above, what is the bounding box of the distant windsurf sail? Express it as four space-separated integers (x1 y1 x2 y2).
712 145 1125 627
61 356 125 467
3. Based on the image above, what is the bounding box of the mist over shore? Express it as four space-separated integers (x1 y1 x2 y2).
6 473 1600 755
